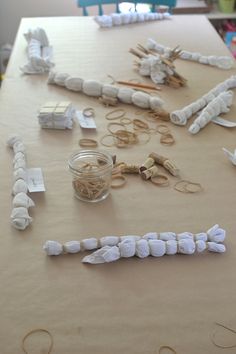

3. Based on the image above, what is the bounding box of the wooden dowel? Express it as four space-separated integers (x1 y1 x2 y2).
117 80 161 91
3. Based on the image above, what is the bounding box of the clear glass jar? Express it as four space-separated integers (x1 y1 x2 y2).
68 150 113 202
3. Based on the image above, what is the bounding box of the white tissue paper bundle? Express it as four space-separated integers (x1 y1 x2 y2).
48 71 164 110
20 27 54 74
7 135 34 230
170 75 236 126
94 12 171 28
188 90 234 134
43 224 226 264
147 38 234 70
38 101 75 129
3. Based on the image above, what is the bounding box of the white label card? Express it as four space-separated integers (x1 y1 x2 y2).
27 168 46 192
76 111 97 129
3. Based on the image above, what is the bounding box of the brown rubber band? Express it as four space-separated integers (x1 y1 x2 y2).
111 175 126 188
22 328 53 354
136 131 151 145
107 122 127 134
151 174 169 186
159 345 177 354
133 119 149 130
211 322 236 349
174 180 203 193
156 124 170 135
120 117 132 125
105 109 126 120
160 133 175 146
79 138 98 148
100 134 116 147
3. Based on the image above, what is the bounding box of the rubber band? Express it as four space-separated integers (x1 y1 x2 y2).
135 110 145 115
133 119 149 130
136 131 151 145
82 107 95 117
100 134 116 147
111 174 126 188
107 122 127 134
78 138 98 148
22 328 53 354
151 174 169 186
158 345 177 354
156 124 170 135
160 133 175 146
174 180 203 193
120 117 132 125
211 322 236 349
105 109 126 120
185 182 203 193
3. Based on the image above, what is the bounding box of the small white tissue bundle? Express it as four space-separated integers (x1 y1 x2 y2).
20 27 54 74
38 101 75 129
7 135 35 230
94 12 171 28
138 55 175 84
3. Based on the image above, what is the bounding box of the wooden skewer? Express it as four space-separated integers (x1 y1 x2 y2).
117 80 161 91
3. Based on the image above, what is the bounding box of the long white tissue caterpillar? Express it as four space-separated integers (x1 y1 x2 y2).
48 71 164 110
7 135 34 230
170 75 236 126
43 224 226 257
94 12 171 28
147 38 234 70
20 27 54 74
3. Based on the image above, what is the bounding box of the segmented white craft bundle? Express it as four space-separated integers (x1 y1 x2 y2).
20 27 54 74
94 12 171 28
7 135 34 230
147 38 234 70
48 71 164 110
43 224 226 264
170 75 236 128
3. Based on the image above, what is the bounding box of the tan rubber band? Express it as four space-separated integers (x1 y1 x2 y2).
156 124 170 135
105 109 126 120
107 122 127 134
82 107 95 117
211 322 236 349
159 345 177 354
160 133 175 146
133 119 149 130
174 180 203 193
136 131 151 145
185 182 203 193
120 117 132 125
151 174 169 186
79 138 98 148
22 328 53 354
100 134 116 147
111 175 126 188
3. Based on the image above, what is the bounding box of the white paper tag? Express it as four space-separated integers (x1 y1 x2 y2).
212 116 236 128
76 111 97 129
27 168 46 192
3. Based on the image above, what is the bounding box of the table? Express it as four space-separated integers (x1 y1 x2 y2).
1 15 236 353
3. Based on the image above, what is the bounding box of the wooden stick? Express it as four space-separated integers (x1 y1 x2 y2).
117 80 161 91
